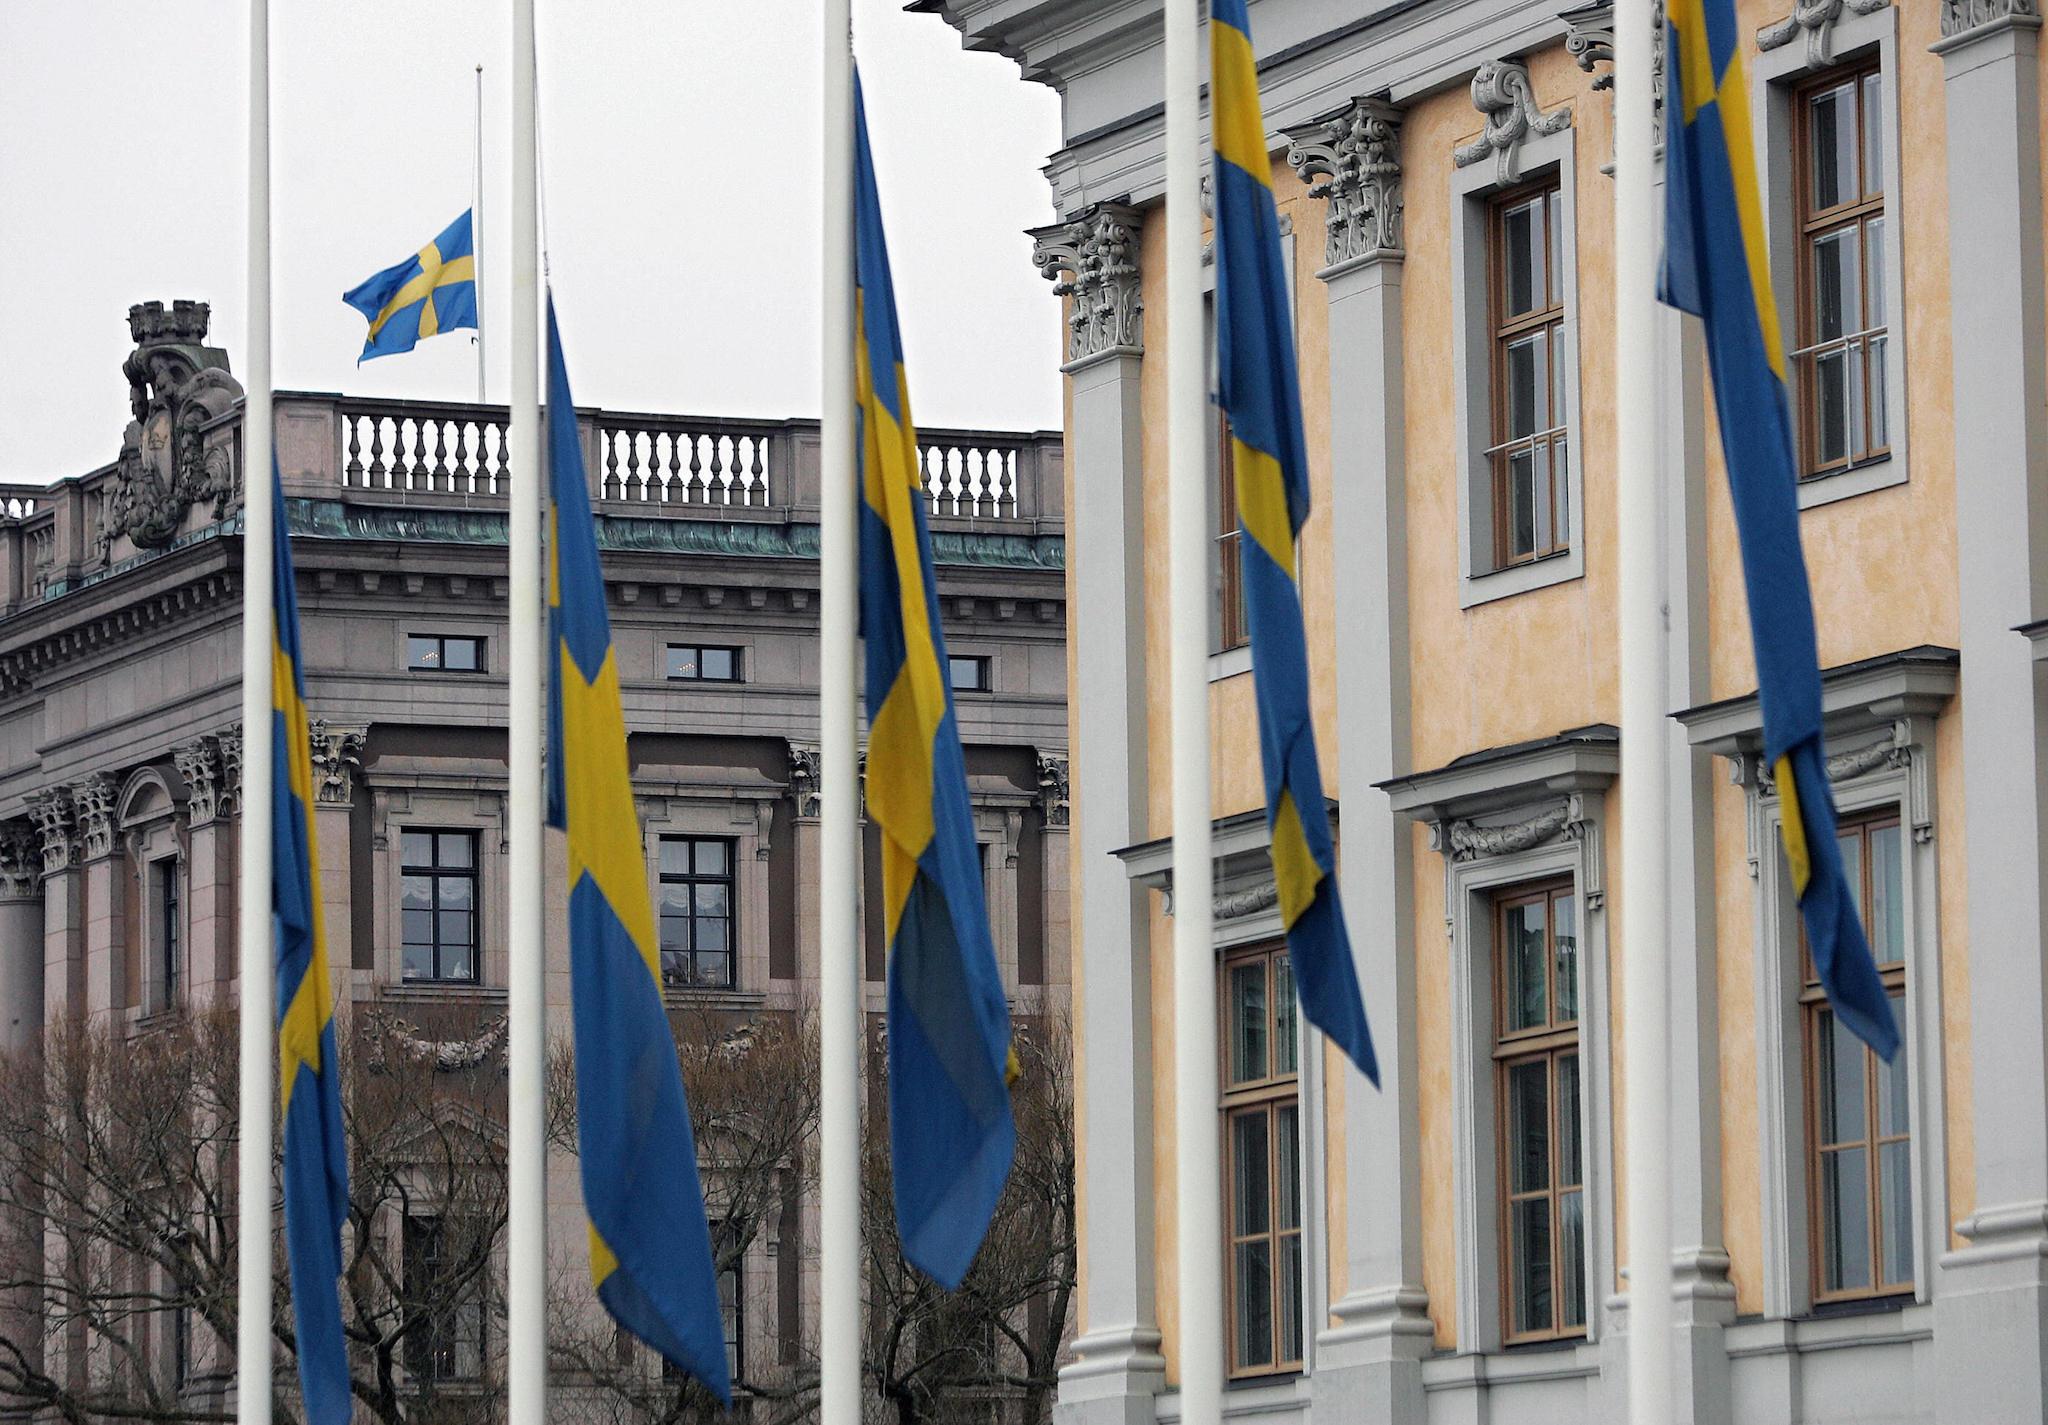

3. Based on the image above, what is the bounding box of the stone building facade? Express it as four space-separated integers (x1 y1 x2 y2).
923 0 2048 1421
0 300 1070 1412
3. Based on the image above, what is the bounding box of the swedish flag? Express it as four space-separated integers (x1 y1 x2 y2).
1661 0 1897 1058
341 210 478 363
544 300 732 1399
855 74 1017 1289
1211 0 1378 1083
272 460 351 1425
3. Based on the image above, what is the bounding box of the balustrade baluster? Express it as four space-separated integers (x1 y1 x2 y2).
684 434 702 503
345 416 364 487
431 418 451 491
749 436 768 505
602 429 621 500
368 418 387 488
452 422 472 494
663 431 681 503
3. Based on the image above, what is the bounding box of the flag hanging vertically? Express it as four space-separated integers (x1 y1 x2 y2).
342 210 478 363
272 462 352 1425
544 300 733 1401
1210 0 1379 1083
854 73 1018 1289
1661 0 1897 1058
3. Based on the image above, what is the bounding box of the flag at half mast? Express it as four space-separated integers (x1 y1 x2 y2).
1210 0 1379 1083
342 210 478 363
854 73 1018 1289
273 462 352 1425
1661 0 1897 1058
545 300 733 1399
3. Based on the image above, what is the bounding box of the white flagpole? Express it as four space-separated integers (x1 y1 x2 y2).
818 2 861 1423
235 0 276 1420
506 0 547 1420
1617 0 1673 1416
1165 2 1221 1423
474 62 488 406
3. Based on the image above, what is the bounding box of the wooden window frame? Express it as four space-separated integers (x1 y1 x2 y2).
658 835 738 991
1800 808 1912 1305
1486 181 1569 572
400 830 481 985
1494 879 1585 1346
1219 942 1302 1380
1216 411 1250 655
1791 61 1889 480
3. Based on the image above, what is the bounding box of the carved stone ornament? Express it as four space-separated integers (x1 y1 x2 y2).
1760 0 1889 65
1035 751 1070 829
364 1012 508 1072
1453 59 1573 186
787 742 822 819
308 721 367 807
1284 97 1405 269
1215 881 1279 921
1443 801 1572 862
1028 202 1145 365
26 788 77 876
1563 0 1666 159
216 725 244 820
107 301 244 551
1941 0 2038 38
0 824 40 900
173 736 225 827
71 774 118 861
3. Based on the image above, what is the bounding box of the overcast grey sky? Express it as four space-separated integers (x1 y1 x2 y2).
0 2 1065 484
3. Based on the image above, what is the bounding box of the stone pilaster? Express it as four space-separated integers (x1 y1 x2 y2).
174 736 232 997
1932 3 2048 1419
0 825 42 1054
1031 203 1164 1425
27 788 81 1023
71 775 123 1020
1285 100 1433 1423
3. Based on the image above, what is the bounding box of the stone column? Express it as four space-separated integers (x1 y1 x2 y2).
174 734 233 1000
1933 3 2048 1418
72 775 123 1021
1036 751 1073 998
0 826 43 1054
1282 100 1433 1420
1029 202 1165 1425
28 789 81 1023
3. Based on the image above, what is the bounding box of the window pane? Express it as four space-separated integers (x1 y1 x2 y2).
1233 1110 1271 1236
403 938 433 981
1838 828 1864 925
1508 450 1537 561
697 840 728 877
1861 73 1883 200
1547 191 1563 308
1554 893 1578 1022
1511 1196 1553 1337
1503 199 1543 317
1879 1139 1913 1286
1820 1146 1873 1292
402 832 433 867
441 936 474 983
1808 81 1855 211
698 949 733 988
438 833 474 868
1865 216 1887 330
403 906 434 947
443 638 479 672
1279 1232 1303 1365
948 656 985 692
1507 333 1546 437
1877 991 1910 1137
407 635 441 670
660 839 691 877
668 646 700 679
1869 822 1903 965
1558 1052 1583 1188
1274 955 1297 1076
694 883 730 918
439 874 472 910
701 648 736 681
1816 1009 1867 1146
1508 1059 1550 1195
1813 228 1860 343
1505 900 1548 1032
1230 963 1268 1084
1812 350 1850 467
401 873 431 910
1559 1189 1586 1328
1275 1103 1300 1233
698 916 731 956
1235 1240 1274 1368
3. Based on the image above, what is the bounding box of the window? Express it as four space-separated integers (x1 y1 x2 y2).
1793 65 1888 479
947 655 990 694
1214 413 1250 654
1804 809 1910 1302
1220 943 1302 1378
152 857 180 1010
658 837 735 990
403 1214 485 1384
1487 182 1569 570
401 831 479 983
406 634 485 673
1495 881 1584 1344
719 1252 743 1383
666 644 741 682
171 1301 191 1392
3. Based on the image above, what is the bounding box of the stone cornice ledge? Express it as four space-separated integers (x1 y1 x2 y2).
1675 644 1958 756
1933 0 2041 52
1378 723 1619 826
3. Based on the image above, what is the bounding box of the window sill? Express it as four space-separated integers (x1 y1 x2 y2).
1797 453 1905 510
1460 547 1583 610
1724 1298 1930 1358
663 987 769 1014
1209 644 1253 683
381 982 504 1005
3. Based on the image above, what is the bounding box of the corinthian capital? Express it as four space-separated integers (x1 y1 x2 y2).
0 823 39 900
174 736 225 827
1028 201 1145 367
1284 97 1405 271
71 775 117 862
26 787 77 876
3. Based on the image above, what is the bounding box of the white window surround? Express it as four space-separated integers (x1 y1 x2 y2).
1118 806 1331 1377
1751 0 1910 511
1382 725 1617 1355
1679 643 1956 1321
1450 122 1587 609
